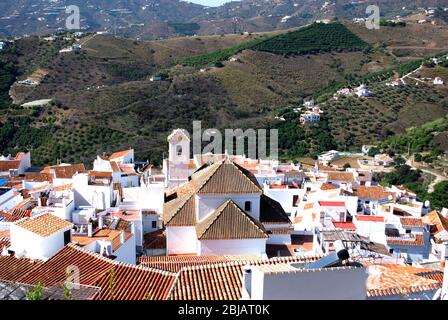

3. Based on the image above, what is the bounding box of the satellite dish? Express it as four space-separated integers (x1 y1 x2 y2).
425 200 430 208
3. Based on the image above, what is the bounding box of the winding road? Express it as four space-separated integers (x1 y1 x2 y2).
406 156 448 193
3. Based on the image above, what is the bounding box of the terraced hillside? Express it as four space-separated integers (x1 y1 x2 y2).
2 21 448 166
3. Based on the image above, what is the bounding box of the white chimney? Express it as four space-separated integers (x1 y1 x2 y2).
98 216 104 229
1 246 9 256
120 230 125 244
87 224 93 237
242 265 252 300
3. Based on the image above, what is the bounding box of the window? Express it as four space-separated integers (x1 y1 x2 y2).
176 145 182 156
63 230 71 245
152 221 157 229
244 201 252 212
292 195 299 207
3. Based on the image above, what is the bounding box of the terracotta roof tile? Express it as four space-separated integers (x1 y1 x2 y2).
163 192 196 226
0 161 20 172
326 172 354 183
138 254 259 273
169 255 323 300
196 200 268 240
0 238 43 282
19 243 176 300
353 186 395 200
15 213 73 237
42 164 85 179
193 160 262 195
366 264 441 297
422 211 448 238
109 149 132 160
400 217 424 228
387 234 425 247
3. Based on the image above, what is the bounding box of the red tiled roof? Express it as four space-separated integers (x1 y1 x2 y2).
109 149 132 160
387 234 425 247
0 238 43 282
0 161 20 171
0 211 20 222
319 201 345 207
19 243 176 300
15 213 73 237
400 217 424 228
138 254 259 273
326 172 354 183
333 221 356 229
321 183 338 190
144 229 166 250
356 215 385 222
193 160 262 194
42 164 85 179
367 264 441 297
353 186 395 200
168 255 323 300
196 200 268 240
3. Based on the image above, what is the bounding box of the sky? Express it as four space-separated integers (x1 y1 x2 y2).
184 0 237 7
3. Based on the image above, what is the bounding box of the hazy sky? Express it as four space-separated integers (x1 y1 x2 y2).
185 0 236 7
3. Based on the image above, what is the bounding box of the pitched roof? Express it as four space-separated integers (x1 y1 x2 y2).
0 238 43 282
326 172 354 183
42 164 85 179
168 255 323 300
319 201 345 207
138 254 259 273
259 194 291 224
356 215 385 222
143 229 166 250
0 161 20 172
422 210 448 237
196 200 268 240
15 213 73 237
94 263 175 300
400 217 424 228
366 264 441 297
387 233 425 247
192 160 262 194
0 211 20 222
164 159 264 227
18 243 176 300
353 186 395 200
109 149 132 160
163 192 196 226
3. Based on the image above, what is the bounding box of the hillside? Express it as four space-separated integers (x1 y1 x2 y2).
0 0 447 39
1 21 448 166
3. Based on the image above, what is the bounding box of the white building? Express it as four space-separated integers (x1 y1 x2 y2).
434 77 444 85
164 158 292 257
318 150 340 162
0 151 31 176
73 171 115 210
242 261 367 300
9 213 73 261
300 111 320 124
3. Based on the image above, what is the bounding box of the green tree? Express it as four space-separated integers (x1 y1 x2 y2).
26 282 44 300
428 182 448 210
